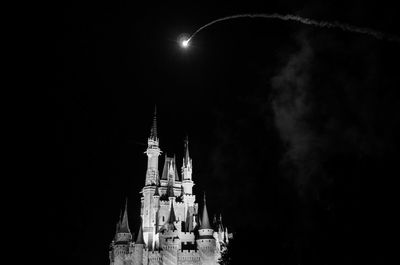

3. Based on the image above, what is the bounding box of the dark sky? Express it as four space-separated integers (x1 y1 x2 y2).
44 1 400 264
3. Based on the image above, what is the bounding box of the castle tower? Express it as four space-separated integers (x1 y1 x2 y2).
142 107 162 248
196 194 217 265
110 200 132 265
181 136 194 195
160 203 180 265
145 106 161 186
117 199 132 242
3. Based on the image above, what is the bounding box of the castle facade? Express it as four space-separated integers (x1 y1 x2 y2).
109 111 231 265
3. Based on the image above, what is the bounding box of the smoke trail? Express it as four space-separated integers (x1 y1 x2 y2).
187 13 400 43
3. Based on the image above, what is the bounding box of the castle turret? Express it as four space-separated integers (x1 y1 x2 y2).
116 199 132 242
159 203 180 265
142 108 162 249
145 106 161 186
161 155 180 198
181 136 194 195
196 194 217 265
111 200 132 265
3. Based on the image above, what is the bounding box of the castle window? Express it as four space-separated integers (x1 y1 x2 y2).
162 216 165 221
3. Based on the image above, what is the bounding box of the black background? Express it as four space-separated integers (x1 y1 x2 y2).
39 1 400 264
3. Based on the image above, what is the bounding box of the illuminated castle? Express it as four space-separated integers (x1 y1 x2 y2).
109 110 231 265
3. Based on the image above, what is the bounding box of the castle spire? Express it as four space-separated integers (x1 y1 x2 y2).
183 135 190 167
167 202 177 224
119 198 131 233
136 221 145 244
145 107 161 186
173 155 180 181
200 193 211 229
160 202 177 232
149 105 157 140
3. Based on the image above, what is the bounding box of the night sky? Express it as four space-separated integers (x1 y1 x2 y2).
44 1 400 264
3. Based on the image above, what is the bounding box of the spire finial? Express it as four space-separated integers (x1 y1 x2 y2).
150 105 157 140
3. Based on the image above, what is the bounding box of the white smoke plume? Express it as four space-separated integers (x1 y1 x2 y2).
188 13 400 43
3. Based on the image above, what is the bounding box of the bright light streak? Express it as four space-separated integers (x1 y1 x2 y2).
181 39 190 48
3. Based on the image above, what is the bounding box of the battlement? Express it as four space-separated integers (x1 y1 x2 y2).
158 200 185 207
163 237 180 243
181 241 197 251
179 232 195 243
178 250 200 257
159 200 170 206
180 231 195 236
147 251 162 260
174 201 185 207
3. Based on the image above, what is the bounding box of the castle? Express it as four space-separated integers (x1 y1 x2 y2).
109 110 231 265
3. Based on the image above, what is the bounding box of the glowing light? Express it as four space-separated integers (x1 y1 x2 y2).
181 39 190 48
178 33 191 49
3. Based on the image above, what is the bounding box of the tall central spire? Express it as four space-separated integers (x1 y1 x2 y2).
145 105 161 186
149 105 157 140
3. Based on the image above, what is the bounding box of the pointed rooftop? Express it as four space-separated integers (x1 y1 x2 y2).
135 221 145 244
173 155 179 181
119 198 131 233
183 135 190 167
200 193 211 230
161 155 180 181
167 202 177 224
160 202 177 232
149 105 157 140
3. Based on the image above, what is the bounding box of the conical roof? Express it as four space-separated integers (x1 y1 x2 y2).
160 202 177 232
183 136 190 167
119 198 131 233
161 155 171 180
161 155 180 181
200 193 211 230
173 155 180 181
136 222 145 244
167 202 177 224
